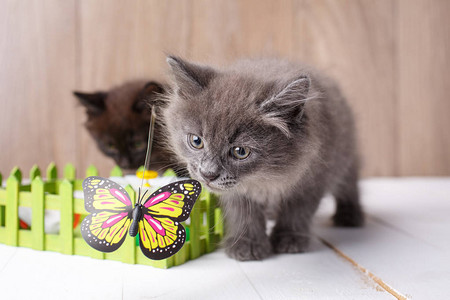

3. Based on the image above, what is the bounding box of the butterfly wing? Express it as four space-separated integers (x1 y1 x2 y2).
138 180 202 260
81 176 133 252
82 176 133 213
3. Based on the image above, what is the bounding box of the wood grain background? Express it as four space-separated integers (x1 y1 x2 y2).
1 0 449 178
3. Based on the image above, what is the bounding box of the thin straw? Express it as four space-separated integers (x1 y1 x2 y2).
139 106 156 204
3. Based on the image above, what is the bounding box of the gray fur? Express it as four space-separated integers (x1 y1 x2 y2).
163 56 364 261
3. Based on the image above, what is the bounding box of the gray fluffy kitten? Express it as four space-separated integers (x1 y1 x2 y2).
163 56 364 261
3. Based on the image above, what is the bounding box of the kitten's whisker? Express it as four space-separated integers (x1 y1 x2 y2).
159 162 185 169
205 204 227 235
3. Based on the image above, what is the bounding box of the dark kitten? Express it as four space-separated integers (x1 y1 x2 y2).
163 56 364 261
75 80 175 172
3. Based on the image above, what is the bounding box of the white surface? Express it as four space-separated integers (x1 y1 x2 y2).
1 178 449 299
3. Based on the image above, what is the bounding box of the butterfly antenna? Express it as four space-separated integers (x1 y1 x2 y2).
140 190 149 205
136 187 141 206
139 105 156 193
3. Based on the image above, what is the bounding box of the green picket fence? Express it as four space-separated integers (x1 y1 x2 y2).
0 163 223 268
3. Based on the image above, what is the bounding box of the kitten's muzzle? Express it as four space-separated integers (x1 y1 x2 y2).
199 169 220 183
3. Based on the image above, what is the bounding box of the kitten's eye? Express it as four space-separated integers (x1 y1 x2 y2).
231 146 251 160
133 140 146 151
107 143 117 151
188 134 204 149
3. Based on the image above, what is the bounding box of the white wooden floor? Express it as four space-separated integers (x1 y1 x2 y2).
0 178 449 299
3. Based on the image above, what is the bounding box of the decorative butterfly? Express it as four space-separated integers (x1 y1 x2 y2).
81 176 201 260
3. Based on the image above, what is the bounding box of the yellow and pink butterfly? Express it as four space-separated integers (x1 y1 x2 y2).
81 176 201 260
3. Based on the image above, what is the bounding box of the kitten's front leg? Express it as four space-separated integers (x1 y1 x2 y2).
270 185 322 254
221 194 272 261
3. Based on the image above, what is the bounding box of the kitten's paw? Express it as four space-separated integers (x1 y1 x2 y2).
333 202 364 227
225 237 272 261
270 232 310 254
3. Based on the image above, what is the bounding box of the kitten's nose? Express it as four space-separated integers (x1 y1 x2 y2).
199 169 220 182
117 156 132 169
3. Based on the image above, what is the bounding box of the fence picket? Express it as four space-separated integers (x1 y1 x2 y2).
6 175 19 246
9 167 22 183
46 163 57 180
189 200 201 259
205 193 217 252
110 166 123 177
29 165 41 181
31 176 45 250
85 165 98 177
64 164 76 180
0 171 3 227
60 179 74 255
215 208 224 239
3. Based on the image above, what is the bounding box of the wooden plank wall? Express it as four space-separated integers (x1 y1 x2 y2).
0 0 449 178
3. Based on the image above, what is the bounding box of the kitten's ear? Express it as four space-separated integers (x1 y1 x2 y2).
166 56 216 96
142 81 164 95
73 91 107 115
134 81 165 113
260 76 311 136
